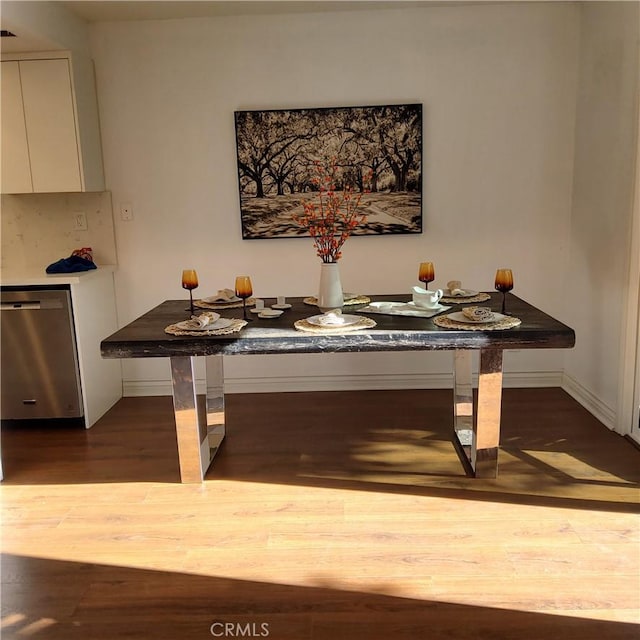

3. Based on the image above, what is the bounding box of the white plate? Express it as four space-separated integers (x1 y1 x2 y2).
306 314 362 327
361 301 450 317
271 303 292 310
367 301 407 310
442 289 478 298
258 309 283 318
407 301 448 312
201 295 242 304
446 311 504 324
250 307 265 314
174 318 233 331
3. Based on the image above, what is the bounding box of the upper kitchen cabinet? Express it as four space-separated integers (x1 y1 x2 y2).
1 52 105 194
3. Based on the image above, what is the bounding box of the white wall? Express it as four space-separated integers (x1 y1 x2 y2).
563 1 640 429
88 2 582 395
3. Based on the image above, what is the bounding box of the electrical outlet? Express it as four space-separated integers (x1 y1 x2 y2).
73 212 88 231
120 203 133 221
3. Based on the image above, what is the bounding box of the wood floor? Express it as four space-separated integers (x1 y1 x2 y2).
1 388 639 639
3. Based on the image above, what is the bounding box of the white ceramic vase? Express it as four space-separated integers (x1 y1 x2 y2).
317 262 344 312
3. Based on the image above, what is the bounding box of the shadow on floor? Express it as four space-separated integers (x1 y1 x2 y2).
2 389 639 512
1 553 637 640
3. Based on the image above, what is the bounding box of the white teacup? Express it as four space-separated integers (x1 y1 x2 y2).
412 288 444 309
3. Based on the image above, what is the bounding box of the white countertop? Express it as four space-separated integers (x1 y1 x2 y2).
1 265 117 287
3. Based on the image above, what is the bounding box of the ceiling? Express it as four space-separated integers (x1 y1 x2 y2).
0 1 485 53
60 1 460 23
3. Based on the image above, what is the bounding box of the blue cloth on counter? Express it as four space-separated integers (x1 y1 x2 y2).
46 256 97 274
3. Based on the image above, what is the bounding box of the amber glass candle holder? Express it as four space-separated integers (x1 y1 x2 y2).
235 275 253 321
418 262 435 288
181 269 199 316
494 268 514 315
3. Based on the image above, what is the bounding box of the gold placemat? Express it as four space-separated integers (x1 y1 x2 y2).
194 297 256 310
294 316 377 334
433 315 521 331
303 295 371 307
440 292 491 304
165 318 247 336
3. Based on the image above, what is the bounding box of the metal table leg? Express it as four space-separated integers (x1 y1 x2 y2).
170 354 226 483
453 350 474 474
473 348 503 478
452 348 504 478
205 355 226 459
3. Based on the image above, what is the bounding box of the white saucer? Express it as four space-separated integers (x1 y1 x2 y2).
258 309 283 318
250 307 265 314
271 303 292 310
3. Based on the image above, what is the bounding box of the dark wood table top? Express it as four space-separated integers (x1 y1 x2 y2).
101 293 575 359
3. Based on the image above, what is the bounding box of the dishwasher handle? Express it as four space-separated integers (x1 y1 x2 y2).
1 301 41 310
1 297 67 311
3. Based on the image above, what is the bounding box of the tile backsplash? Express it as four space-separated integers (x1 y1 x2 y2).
1 191 117 271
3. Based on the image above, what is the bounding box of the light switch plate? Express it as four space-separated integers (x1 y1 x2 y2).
73 212 88 231
120 204 133 221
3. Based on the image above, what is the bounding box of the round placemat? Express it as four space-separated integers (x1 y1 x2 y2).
294 316 377 334
433 315 521 331
165 318 247 336
440 292 491 304
194 298 256 310
303 295 371 307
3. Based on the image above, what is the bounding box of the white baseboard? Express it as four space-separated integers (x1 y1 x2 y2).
123 379 207 397
123 370 564 397
502 371 564 388
223 370 563 394
561 372 616 429
223 372 453 394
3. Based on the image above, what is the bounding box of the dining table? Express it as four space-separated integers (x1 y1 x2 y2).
100 292 575 483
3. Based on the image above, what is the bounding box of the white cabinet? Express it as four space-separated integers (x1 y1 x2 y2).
1 53 104 194
69 268 123 428
20 58 82 192
1 61 32 193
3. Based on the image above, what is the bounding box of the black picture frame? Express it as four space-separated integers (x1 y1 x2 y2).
234 103 423 240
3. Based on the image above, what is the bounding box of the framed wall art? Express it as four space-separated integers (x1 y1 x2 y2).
234 103 423 240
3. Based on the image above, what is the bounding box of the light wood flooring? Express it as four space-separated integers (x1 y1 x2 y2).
1 388 639 639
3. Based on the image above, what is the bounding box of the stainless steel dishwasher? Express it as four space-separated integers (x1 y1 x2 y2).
1 286 83 421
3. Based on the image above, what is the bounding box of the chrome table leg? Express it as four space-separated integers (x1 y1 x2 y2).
452 349 504 478
205 355 226 458
473 348 503 478
453 350 474 449
170 354 226 483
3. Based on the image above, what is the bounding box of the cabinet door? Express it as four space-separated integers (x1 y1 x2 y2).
20 58 82 192
1 61 33 193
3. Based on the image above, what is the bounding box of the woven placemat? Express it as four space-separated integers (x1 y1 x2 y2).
194 297 256 310
303 294 371 307
440 292 491 304
294 316 377 334
433 315 521 331
165 318 247 336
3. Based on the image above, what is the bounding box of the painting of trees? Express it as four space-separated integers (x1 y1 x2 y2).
234 104 422 239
